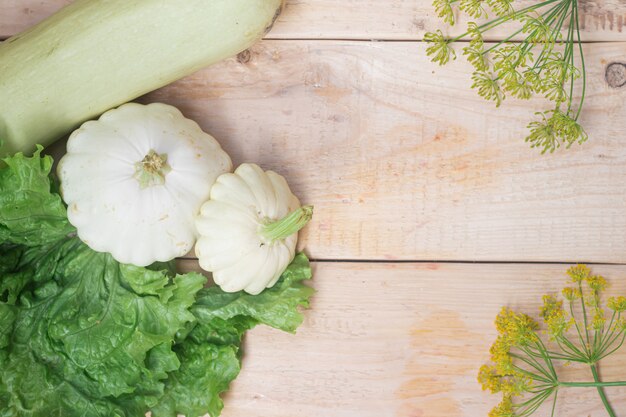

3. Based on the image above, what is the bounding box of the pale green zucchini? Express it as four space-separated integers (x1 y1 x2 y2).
0 0 284 157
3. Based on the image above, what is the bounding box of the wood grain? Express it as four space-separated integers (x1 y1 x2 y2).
133 40 626 263
1 0 626 41
177 260 626 417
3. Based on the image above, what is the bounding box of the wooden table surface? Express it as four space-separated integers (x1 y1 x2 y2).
2 1 626 416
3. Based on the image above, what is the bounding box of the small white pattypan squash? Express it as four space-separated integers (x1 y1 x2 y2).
195 163 313 295
57 102 232 266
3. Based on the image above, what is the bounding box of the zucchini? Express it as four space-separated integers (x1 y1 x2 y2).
0 0 284 157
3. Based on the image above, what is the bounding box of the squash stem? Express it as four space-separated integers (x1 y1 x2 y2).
261 205 313 242
133 149 171 189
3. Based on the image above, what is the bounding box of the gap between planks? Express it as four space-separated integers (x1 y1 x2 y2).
256 37 626 43
178 256 626 266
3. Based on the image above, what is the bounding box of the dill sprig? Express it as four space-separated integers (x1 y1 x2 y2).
425 0 587 153
479 265 626 417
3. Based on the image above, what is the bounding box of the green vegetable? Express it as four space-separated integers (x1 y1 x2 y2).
478 265 626 417
0 0 284 157
425 0 587 153
0 146 73 245
0 149 314 417
154 259 314 417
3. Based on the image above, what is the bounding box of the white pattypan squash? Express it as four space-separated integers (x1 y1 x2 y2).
57 102 232 266
195 163 313 295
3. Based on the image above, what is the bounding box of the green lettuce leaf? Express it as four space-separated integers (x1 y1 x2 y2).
192 253 315 333
0 237 207 416
151 342 241 417
152 254 314 417
0 148 74 246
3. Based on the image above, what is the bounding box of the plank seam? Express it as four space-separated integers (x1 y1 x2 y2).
264 38 624 44
178 257 626 266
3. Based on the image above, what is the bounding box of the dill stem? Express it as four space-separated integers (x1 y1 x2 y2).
579 282 592 352
591 365 617 417
598 311 617 355
569 301 591 359
543 0 569 23
511 354 554 383
447 0 561 43
523 389 556 416
532 0 571 73
516 389 554 408
556 334 587 360
478 0 565 58
530 2 570 77
565 3 577 114
550 389 559 417
551 0 572 40
560 380 626 388
482 25 526 55
597 333 626 362
573 0 586 121
526 341 582 362
535 338 558 379
519 346 554 378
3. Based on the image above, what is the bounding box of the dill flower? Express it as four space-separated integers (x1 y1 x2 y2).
562 287 582 301
540 79 567 104
542 53 580 82
592 308 606 331
526 112 555 153
490 335 514 373
503 71 538 100
488 395 515 417
540 294 563 318
567 264 591 283
486 0 514 17
495 45 534 72
500 374 533 396
541 295 573 338
467 22 484 47
550 111 587 145
520 15 552 44
433 0 456 25
496 307 539 345
539 55 581 104
587 275 608 292
608 296 626 312
471 71 504 107
526 110 588 154
510 313 540 346
463 45 490 72
496 307 516 335
424 30 456 65
460 0 488 19
478 364 503 393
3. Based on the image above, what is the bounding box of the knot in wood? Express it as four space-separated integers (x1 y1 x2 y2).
237 49 252 64
605 63 626 88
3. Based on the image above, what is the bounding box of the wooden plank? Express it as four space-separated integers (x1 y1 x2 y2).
2 0 626 41
177 260 626 417
135 40 626 263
